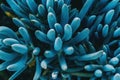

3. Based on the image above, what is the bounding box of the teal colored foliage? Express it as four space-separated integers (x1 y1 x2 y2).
0 0 120 80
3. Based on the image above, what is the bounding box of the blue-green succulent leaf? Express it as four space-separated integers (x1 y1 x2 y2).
61 4 69 26
32 47 40 56
11 44 28 54
104 10 114 24
113 28 120 38
35 30 49 43
94 69 102 78
75 50 103 61
54 23 63 34
26 0 37 13
84 64 103 71
3 38 19 46
67 28 89 44
38 4 46 17
62 24 72 41
109 57 119 66
12 18 25 28
102 24 109 38
58 54 67 71
54 37 63 51
48 12 57 29
0 50 17 61
103 64 115 72
46 0 54 9
47 29 56 41
71 17 81 33
79 0 94 20
64 46 74 55
0 26 18 39
6 0 27 17
112 73 120 80
100 0 119 13
33 57 41 80
18 27 31 43
44 50 56 58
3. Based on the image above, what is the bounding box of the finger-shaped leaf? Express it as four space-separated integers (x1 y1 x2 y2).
13 18 25 28
33 57 41 80
38 4 46 17
62 24 72 41
46 0 54 9
0 50 17 61
75 50 103 61
87 15 96 27
100 0 119 13
102 24 109 38
26 0 37 13
71 17 81 33
67 28 89 45
35 30 49 44
99 52 107 65
7 55 27 71
48 7 55 15
8 66 27 80
54 37 63 51
41 58 54 69
3 38 19 46
54 23 63 34
103 64 115 72
0 26 18 39
48 12 57 29
97 24 103 32
12 44 28 54
0 61 13 71
114 47 120 56
18 27 31 43
70 8 79 20
58 54 67 71
61 4 69 26
79 0 94 20
113 28 120 38
109 57 119 66
94 69 102 78
84 64 103 71
29 14 37 20
112 73 120 80
32 47 40 56
47 29 56 41
6 0 27 17
104 10 114 24
78 44 86 55
31 20 42 29
64 46 74 55
1 3 13 13
44 50 56 58
51 70 59 79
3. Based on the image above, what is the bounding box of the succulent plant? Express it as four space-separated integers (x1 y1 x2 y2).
0 0 120 80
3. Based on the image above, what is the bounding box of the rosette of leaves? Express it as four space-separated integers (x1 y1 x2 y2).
0 26 41 80
0 0 120 80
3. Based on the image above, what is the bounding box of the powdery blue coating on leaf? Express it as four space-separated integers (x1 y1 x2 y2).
26 0 37 13
48 12 57 29
102 24 109 38
104 10 114 24
11 44 28 54
54 37 63 51
47 29 56 41
62 24 72 41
